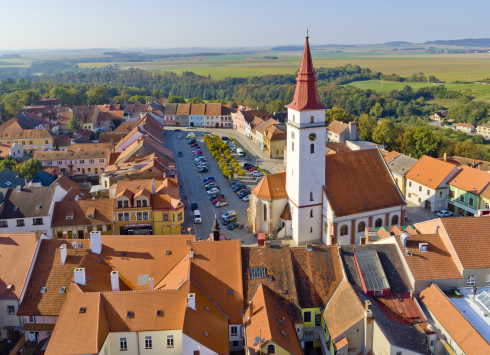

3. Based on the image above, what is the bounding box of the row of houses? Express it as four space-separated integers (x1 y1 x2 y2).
162 103 233 127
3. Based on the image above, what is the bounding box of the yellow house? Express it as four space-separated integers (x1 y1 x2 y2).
0 122 54 153
114 187 153 235
51 198 115 239
74 105 99 131
152 194 185 234
263 124 287 159
385 154 418 198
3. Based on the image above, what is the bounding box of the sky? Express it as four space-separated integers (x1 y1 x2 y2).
1 0 490 51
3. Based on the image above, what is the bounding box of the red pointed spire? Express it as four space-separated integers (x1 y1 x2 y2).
286 36 326 111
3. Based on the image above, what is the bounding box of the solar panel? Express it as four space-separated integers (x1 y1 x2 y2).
249 267 266 280
354 250 390 291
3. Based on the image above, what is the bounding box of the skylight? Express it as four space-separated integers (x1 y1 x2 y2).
126 311 132 318
40 287 46 293
280 330 288 338
79 307 86 313
249 267 266 280
277 318 285 326
60 287 66 293
156 310 163 317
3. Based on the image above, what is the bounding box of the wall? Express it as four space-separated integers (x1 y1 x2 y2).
182 333 215 355
332 318 364 355
448 186 479 216
424 308 464 355
462 267 490 288
41 158 108 175
137 330 183 354
260 341 290 355
0 300 21 340
372 321 392 355
52 224 113 239
268 139 287 159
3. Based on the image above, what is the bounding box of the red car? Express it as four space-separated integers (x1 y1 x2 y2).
212 197 225 204
192 151 202 156
190 143 199 148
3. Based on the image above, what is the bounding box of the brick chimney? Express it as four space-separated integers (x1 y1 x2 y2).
247 301 254 319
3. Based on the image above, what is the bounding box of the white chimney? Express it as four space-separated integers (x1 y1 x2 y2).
60 244 67 265
149 278 154 291
188 293 196 310
74 268 86 285
90 231 102 254
435 225 439 234
349 121 358 141
111 271 120 292
190 250 194 259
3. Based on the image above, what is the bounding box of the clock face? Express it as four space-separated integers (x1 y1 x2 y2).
309 133 317 141
291 131 295 139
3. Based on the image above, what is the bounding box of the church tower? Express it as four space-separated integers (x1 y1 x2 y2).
286 34 327 244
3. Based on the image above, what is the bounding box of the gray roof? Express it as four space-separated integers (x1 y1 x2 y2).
0 186 56 219
272 112 288 123
274 123 287 133
71 136 92 144
32 171 56 186
0 169 30 189
387 154 418 177
14 113 43 129
340 244 411 294
355 288 432 355
163 103 178 115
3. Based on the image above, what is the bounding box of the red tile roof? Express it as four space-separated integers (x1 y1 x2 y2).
406 155 458 190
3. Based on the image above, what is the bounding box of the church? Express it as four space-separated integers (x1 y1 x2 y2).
248 34 406 245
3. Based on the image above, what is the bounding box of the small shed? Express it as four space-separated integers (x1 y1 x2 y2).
257 233 266 246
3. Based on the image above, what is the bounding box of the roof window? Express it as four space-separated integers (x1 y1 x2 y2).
79 307 86 313
96 259 101 263
13 207 18 211
121 252 126 256
277 318 285 326
281 290 288 295
156 310 163 317
205 306 210 312
203 331 208 337
280 330 288 338
40 287 46 293
36 205 42 209
166 250 171 255
77 243 82 248
275 304 281 311
60 287 66 293
126 311 133 318
229 290 233 295
249 267 266 280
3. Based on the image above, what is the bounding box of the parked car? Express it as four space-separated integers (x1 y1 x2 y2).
233 186 245 192
207 188 219 195
193 210 202 223
190 143 199 148
186 126 194 130
239 191 251 198
256 177 263 182
205 184 217 190
437 210 453 217
223 210 236 219
242 195 251 202
203 177 215 182
187 139 196 144
221 136 230 141
243 163 254 168
216 201 228 208
177 151 183 157
236 188 247 195
191 202 198 211
221 215 237 225
186 133 196 139
228 221 240 230
177 134 183 139
251 171 263 177
204 180 216 186
212 197 225 204
198 167 209 173
209 193 224 201
198 163 208 169
237 148 245 157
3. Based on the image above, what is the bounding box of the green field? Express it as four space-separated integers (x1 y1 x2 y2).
346 80 490 102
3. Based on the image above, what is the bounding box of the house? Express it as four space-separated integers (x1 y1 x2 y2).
322 149 406 245
0 169 30 189
439 154 490 172
0 232 42 342
247 171 288 237
405 155 460 212
324 142 351 155
386 154 418 197
447 165 490 216
476 123 490 137
152 178 184 234
114 113 164 153
204 103 233 128
34 149 111 175
430 110 447 121
419 283 490 354
0 121 54 153
163 103 177 126
175 103 190 127
189 103 206 127
73 105 100 130
326 120 356 143
455 122 476 133
0 186 67 238
39 98 61 106
263 123 287 159
0 142 25 160
51 198 115 238
114 121 138 133
233 109 272 136
254 119 279 150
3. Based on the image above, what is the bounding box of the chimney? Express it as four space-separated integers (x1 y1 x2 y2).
149 278 154 291
90 231 102 254
188 293 196 310
247 301 254 319
365 300 372 311
190 249 194 259
472 159 476 168
152 178 156 194
60 244 67 265
264 241 271 248
410 291 415 299
110 271 120 292
35 229 42 241
74 268 86 285
435 225 439 234
443 153 447 162
212 216 220 241
349 121 357 141
16 185 21 192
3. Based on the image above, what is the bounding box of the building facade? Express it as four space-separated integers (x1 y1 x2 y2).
34 149 110 175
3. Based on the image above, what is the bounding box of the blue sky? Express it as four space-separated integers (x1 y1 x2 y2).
1 0 489 50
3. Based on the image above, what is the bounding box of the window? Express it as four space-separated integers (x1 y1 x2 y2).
310 116 314 123
80 160 84 164
427 189 430 196
145 336 152 349
57 161 62 165
292 142 294 151
264 204 267 221
409 181 412 187
408 193 411 198
310 144 314 153
57 232 62 239
124 212 129 221
375 218 382 228
29 316 36 323
418 198 421 203
231 326 238 336
178 212 182 221
29 141 33 145
107 224 112 231
164 214 168 221
233 341 239 347
486 203 489 209
142 200 147 207
395 352 402 355
45 140 48 144
358 221 366 232
123 201 128 208
118 213 123 221
267 344 276 354
469 197 474 206
33 218 43 225
89 159 95 164
97 225 102 232
0 220 7 228
118 201 122 208
99 159 104 163
47 161 53 166
137 200 141 207
419 186 422 192
303 311 312 322
22 141 25 145
460 194 464 202
293 115 295 122
88 226 93 232
439 191 443 198
340 225 348 235
310 191 314 201
486 275 490 285
449 190 454 197
167 335 174 348
374 290 383 296
120 338 127 350
137 212 142 220
143 212 149 220
391 215 399 226
7 305 15 315
17 219 25 227
467 274 476 286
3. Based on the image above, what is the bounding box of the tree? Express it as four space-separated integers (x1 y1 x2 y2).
372 119 395 149
54 142 59 151
128 95 146 104
454 141 477 158
357 113 378 141
369 102 384 117
167 96 186 104
19 159 43 179
68 115 81 132
404 126 441 158
473 134 486 144
189 97 204 104
86 86 110 105
266 100 284 114
0 156 18 171
325 107 352 124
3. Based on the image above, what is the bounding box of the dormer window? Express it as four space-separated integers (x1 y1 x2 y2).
118 201 122 208
123 201 128 208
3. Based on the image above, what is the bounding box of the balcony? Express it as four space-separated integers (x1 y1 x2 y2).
446 196 477 213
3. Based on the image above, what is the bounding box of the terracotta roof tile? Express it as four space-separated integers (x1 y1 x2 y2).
98 133 127 144
204 103 222 116
324 149 404 217
190 103 206 115
176 103 190 115
384 151 401 163
34 149 110 161
419 283 490 354
327 120 349 134
51 199 115 228
325 142 350 154
51 175 81 191
280 204 291 220
406 155 459 190
251 171 287 200
448 165 490 194
114 121 138 132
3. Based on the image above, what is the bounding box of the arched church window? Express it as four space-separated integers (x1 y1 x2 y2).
263 204 267 221
310 116 314 123
391 215 399 226
340 225 348 236
358 222 366 232
310 144 314 153
375 218 383 228
292 142 294 151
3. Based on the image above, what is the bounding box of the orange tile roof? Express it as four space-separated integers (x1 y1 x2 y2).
265 124 287 141
419 283 490 354
245 284 302 355
327 120 349 134
51 175 81 191
155 252 191 290
176 103 190 115
51 199 115 228
98 133 127 144
324 149 404 217
440 217 490 269
395 233 462 281
251 171 288 200
204 103 222 116
190 103 205 115
34 149 110 161
406 155 459 190
448 165 490 194
114 121 138 132
0 233 39 300
384 151 401 163
325 142 350 154
255 119 279 134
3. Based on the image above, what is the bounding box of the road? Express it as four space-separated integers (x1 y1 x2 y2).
165 128 264 244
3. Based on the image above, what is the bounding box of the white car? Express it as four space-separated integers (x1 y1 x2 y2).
177 134 183 139
252 171 263 178
193 210 202 223
256 177 263 183
207 188 220 195
223 210 236 219
437 210 452 217
242 195 251 202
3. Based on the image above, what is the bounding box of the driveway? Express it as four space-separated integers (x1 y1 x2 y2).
165 128 261 244
405 201 440 225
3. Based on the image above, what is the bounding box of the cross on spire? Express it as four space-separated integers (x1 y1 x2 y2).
306 22 309 38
